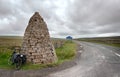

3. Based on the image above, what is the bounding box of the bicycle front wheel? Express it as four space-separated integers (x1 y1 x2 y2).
8 57 13 65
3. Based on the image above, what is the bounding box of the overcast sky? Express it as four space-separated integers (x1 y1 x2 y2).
0 0 120 38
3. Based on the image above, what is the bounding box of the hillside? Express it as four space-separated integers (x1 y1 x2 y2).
77 36 120 47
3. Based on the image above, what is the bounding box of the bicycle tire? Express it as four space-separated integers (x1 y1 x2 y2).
15 57 22 70
8 57 13 65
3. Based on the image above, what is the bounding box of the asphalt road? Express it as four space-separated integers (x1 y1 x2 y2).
47 41 120 77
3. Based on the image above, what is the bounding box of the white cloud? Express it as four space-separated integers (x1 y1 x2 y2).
0 0 120 38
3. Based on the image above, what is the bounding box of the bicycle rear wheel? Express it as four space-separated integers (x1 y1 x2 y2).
15 57 22 70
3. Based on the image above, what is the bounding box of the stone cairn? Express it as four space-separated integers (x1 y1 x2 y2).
21 12 57 64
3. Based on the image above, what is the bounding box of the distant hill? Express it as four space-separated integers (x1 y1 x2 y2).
0 36 23 39
78 36 120 39
77 36 120 44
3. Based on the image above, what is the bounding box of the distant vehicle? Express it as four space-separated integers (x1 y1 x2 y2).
66 36 73 40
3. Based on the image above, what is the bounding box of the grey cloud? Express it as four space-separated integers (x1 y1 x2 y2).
65 0 120 37
0 0 120 38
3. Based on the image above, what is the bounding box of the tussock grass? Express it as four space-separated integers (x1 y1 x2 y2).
56 40 76 63
22 40 76 70
0 37 77 70
0 49 14 69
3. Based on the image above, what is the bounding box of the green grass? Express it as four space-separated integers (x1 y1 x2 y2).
0 40 77 70
109 44 120 47
0 49 14 69
56 41 76 62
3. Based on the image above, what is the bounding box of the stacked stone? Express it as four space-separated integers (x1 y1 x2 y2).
21 12 57 64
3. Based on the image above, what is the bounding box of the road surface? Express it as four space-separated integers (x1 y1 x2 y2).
47 41 120 77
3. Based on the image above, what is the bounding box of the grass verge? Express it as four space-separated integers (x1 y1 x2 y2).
0 40 77 70
0 48 14 69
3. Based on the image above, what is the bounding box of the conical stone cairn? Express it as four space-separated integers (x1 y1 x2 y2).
21 12 57 64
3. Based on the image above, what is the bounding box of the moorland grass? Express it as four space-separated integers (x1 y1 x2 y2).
0 49 14 69
93 42 120 47
0 40 77 70
81 40 120 48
